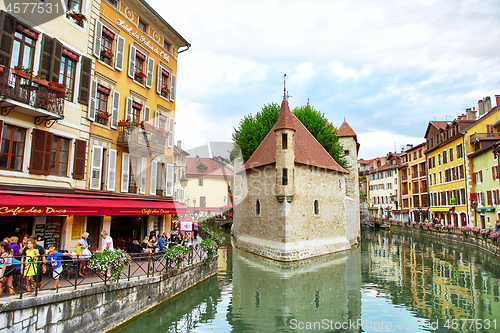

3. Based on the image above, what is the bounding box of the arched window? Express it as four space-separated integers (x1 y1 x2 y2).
256 199 261 216
313 199 319 215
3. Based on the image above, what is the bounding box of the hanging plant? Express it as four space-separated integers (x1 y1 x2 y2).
164 245 190 268
88 250 131 282
200 238 218 264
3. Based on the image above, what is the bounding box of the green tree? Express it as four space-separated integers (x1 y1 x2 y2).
232 103 348 169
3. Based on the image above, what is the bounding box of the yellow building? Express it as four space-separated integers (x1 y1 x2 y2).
83 0 190 245
461 99 500 227
424 115 475 226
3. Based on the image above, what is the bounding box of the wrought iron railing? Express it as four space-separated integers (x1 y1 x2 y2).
470 132 500 144
0 67 64 117
117 122 168 151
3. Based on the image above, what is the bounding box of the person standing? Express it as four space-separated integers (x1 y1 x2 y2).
496 220 500 232
0 241 16 296
193 220 199 239
21 235 45 290
101 230 114 252
21 239 39 293
77 232 90 277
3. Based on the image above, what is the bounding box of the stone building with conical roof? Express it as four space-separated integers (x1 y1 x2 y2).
233 97 360 261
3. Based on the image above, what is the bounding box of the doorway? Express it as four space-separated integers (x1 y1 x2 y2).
86 216 102 251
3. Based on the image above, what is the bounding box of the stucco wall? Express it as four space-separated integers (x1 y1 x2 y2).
0 260 217 333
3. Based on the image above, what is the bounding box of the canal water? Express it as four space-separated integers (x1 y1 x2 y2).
113 230 500 332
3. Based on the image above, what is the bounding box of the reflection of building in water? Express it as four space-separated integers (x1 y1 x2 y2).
365 233 402 284
229 246 362 332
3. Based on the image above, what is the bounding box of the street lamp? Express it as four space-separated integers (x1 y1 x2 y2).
193 198 196 215
173 164 188 187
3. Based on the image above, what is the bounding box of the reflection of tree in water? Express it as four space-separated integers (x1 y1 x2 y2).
361 230 500 331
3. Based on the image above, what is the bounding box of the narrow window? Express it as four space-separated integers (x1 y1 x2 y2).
282 168 288 186
282 133 288 150
138 19 147 32
50 136 70 176
198 178 203 186
0 124 26 171
256 200 261 216
314 199 319 215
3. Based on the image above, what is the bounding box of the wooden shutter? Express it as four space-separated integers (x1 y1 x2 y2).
487 191 492 205
472 172 477 184
120 153 130 193
145 57 154 88
470 192 477 203
115 35 125 71
50 39 63 83
150 160 157 195
127 44 136 79
144 106 150 123
73 139 87 180
39 34 53 81
156 64 162 94
107 149 117 191
480 170 483 183
90 145 103 190
493 167 496 181
88 79 98 121
78 56 92 105
111 90 120 129
0 12 16 68
93 21 103 58
168 117 174 148
125 97 132 121
170 74 176 101
30 129 52 175
166 163 174 196
154 110 160 128
140 157 147 194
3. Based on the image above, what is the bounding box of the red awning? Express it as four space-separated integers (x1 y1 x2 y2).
0 191 186 217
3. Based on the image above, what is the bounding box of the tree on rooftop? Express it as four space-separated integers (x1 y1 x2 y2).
232 102 348 169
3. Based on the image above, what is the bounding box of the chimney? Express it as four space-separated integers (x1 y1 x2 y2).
177 140 181 149
484 97 492 113
196 155 199 163
478 100 485 116
496 95 500 107
466 108 477 120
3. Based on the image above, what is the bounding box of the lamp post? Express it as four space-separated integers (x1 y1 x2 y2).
193 198 196 216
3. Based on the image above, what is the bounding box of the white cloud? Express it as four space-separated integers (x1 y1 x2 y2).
358 130 425 160
329 62 370 81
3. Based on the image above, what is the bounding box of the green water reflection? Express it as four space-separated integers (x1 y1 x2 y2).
113 230 500 332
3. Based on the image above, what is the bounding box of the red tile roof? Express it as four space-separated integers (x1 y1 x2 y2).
243 99 348 173
186 158 233 178
337 121 356 138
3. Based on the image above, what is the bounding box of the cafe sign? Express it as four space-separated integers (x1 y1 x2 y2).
117 19 170 63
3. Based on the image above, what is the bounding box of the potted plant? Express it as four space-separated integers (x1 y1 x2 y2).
12 66 33 79
118 118 131 126
0 59 4 74
101 49 114 59
32 74 48 86
66 10 87 23
97 111 111 120
48 82 67 93
161 87 170 94
88 250 131 282
136 71 147 79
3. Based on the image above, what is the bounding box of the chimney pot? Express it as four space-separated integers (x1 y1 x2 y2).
496 95 500 107
484 97 492 113
177 140 181 149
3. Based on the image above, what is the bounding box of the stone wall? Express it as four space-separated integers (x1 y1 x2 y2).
0 259 217 333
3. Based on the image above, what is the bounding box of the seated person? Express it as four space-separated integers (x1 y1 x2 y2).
148 236 159 253
157 234 166 251
183 232 193 248
141 237 152 253
174 233 183 245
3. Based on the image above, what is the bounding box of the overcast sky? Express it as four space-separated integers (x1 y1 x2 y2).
149 0 500 159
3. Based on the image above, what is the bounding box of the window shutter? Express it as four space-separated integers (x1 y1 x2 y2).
140 157 147 194
39 34 53 81
150 160 157 195
145 57 154 88
125 97 132 121
73 139 87 180
0 12 16 68
472 173 477 184
154 110 160 128
93 21 103 58
168 117 174 148
493 167 496 181
115 35 125 71
121 153 130 193
111 90 120 129
78 56 92 105
127 44 136 79
156 64 162 94
107 149 117 191
487 191 492 205
30 129 53 175
170 74 176 102
90 145 103 190
166 163 174 196
50 39 63 83
480 170 483 183
0 120 2 143
88 79 98 121
144 106 150 123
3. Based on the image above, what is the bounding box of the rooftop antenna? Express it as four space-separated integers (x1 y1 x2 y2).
445 115 452 121
283 74 292 100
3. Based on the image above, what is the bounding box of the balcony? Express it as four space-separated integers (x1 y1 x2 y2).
412 172 418 179
0 67 64 125
419 171 426 177
401 175 408 182
402 190 408 195
117 122 168 152
412 187 420 194
470 132 500 144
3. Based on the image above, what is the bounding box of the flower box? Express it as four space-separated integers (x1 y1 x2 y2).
68 11 87 23
118 121 130 126
101 50 113 59
161 88 170 93
0 65 4 74
32 77 49 86
49 85 66 93
136 72 147 79
97 112 109 120
12 68 31 79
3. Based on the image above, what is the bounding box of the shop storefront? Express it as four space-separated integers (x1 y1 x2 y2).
0 191 186 251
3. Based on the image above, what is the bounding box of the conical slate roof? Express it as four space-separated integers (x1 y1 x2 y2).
243 99 348 173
